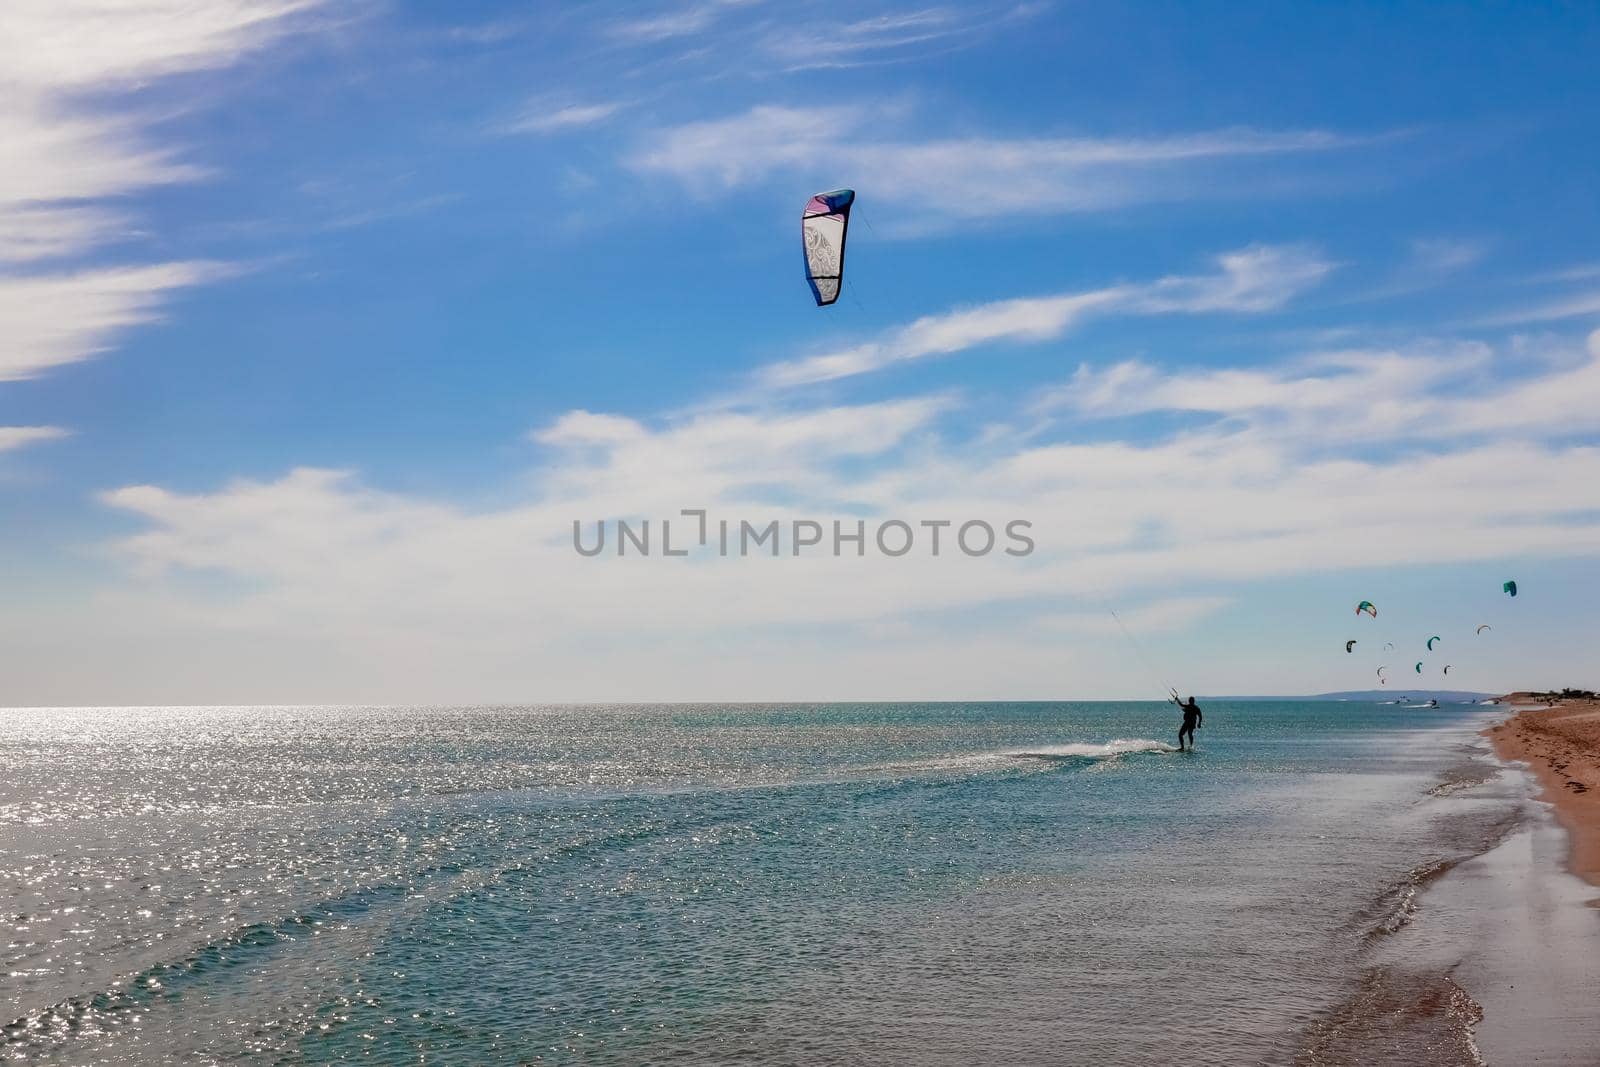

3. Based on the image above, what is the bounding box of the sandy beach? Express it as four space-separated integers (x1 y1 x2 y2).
1485 693 1600 886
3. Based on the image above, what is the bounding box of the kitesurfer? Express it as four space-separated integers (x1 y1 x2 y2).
1170 690 1203 751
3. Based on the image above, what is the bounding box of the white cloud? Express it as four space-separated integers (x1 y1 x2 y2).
0 98 205 262
1482 289 1600 326
0 262 227 381
501 101 623 135
531 396 955 509
0 1 321 264
0 425 68 453
60 329 1600 702
631 104 1378 223
1407 237 1485 274
1046 329 1600 444
0 0 317 92
606 0 758 42
0 1 318 439
759 7 1026 70
1530 262 1600 284
0 203 131 265
1131 244 1336 313
760 244 1332 387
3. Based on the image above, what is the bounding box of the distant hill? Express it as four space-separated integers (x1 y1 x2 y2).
1216 690 1494 703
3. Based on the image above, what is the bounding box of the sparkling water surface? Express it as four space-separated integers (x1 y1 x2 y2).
0 701 1503 1064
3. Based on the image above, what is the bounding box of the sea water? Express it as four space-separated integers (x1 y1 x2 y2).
0 702 1546 1064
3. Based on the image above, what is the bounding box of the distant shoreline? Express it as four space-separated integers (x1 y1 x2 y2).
1485 694 1600 887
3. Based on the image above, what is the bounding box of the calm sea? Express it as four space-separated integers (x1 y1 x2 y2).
0 701 1520 1064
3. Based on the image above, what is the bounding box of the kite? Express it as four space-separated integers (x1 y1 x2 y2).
1345 640 1357 653
1476 624 1491 635
1443 665 1453 675
1427 636 1441 651
802 189 855 306
1414 661 1424 674
1503 580 1518 597
1356 600 1377 618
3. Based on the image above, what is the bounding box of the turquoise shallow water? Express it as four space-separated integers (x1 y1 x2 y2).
0 701 1510 1064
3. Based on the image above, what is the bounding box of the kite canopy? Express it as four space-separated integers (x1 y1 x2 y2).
1502 580 1518 597
1384 642 1395 652
1377 666 1388 677
1443 665 1452 675
1356 600 1377 618
802 189 854 306
1414 662 1424 674
1476 624 1491 634
1345 639 1357 653
1427 636 1441 651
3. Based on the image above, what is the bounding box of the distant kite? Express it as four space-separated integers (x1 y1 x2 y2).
1356 600 1377 618
1345 640 1357 653
1503 580 1518 597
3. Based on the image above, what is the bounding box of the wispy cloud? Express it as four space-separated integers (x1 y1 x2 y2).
759 6 1036 70
606 0 759 42
0 0 318 91
0 1 318 399
1333 236 1488 306
0 263 228 381
1480 288 1600 326
1529 262 1600 284
1407 237 1486 275
0 98 205 264
631 104 1384 225
0 426 68 453
1042 328 1600 445
500 100 625 136
758 244 1333 387
0 1 321 263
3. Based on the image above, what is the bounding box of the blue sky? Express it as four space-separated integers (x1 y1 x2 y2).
3 1 1599 704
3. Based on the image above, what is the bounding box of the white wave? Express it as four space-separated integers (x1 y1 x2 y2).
1010 738 1177 760
857 738 1176 778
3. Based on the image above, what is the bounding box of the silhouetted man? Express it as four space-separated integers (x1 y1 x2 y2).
1170 691 1203 751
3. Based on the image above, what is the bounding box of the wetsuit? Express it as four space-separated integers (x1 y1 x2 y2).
1178 700 1202 751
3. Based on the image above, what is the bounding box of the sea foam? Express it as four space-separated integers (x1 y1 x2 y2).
1010 738 1177 760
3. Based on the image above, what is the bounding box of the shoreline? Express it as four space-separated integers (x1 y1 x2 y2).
1483 695 1600 887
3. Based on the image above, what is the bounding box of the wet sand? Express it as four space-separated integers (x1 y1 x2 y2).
1484 695 1600 886
1297 713 1600 1066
